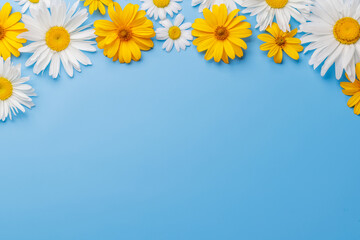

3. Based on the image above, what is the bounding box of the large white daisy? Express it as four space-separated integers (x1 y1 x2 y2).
14 0 50 13
240 0 312 32
156 14 193 52
140 0 182 20
300 0 360 82
192 0 241 13
0 57 35 121
19 0 96 79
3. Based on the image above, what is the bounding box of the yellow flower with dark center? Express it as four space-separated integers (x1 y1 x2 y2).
81 0 114 15
258 23 303 64
341 64 360 115
94 3 155 64
0 3 27 60
192 4 252 63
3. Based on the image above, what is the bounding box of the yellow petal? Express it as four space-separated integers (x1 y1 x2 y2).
227 36 247 50
203 8 217 27
356 63 360 79
0 3 12 25
217 4 227 26
285 37 301 44
267 46 279 58
347 92 360 107
354 103 360 115
266 23 279 37
258 34 275 43
224 39 235 59
274 49 283 64
213 41 224 63
283 44 300 60
260 42 275 51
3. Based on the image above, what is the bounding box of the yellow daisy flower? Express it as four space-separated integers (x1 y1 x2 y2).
258 23 303 64
340 64 360 115
0 3 26 60
94 3 155 64
192 4 252 64
81 0 114 15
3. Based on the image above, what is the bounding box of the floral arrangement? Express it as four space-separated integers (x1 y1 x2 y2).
1 0 360 121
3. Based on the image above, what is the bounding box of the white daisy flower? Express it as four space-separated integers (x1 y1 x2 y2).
140 0 182 20
156 14 193 52
240 0 312 32
19 0 96 79
300 0 360 82
0 57 36 121
192 0 241 13
14 0 50 13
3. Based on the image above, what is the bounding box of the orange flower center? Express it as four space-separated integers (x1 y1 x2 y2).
215 26 229 40
0 25 5 40
333 17 360 45
118 28 132 41
275 36 286 47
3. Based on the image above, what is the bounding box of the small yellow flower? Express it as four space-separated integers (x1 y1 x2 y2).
94 3 155 64
192 4 252 64
0 3 27 60
81 0 114 15
341 64 360 115
258 23 303 64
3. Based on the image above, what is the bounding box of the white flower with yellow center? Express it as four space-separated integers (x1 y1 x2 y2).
240 0 311 32
0 57 36 121
19 0 96 79
192 0 241 13
14 0 50 13
156 14 193 52
140 0 182 20
300 0 360 82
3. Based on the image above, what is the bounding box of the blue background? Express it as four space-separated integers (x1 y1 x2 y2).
1 0 360 239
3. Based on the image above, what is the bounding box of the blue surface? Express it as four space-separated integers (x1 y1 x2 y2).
1 0 360 239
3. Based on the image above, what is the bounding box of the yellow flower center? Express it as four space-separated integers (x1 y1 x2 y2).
275 36 286 47
118 28 132 41
215 26 229 40
153 0 170 8
45 26 71 52
29 0 40 3
168 26 181 40
0 25 5 40
266 0 288 8
333 17 360 45
0 77 13 101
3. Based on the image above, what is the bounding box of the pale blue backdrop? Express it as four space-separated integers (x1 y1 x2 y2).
0 0 359 239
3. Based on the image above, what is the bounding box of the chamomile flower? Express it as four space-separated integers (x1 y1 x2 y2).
0 57 35 121
258 23 303 63
80 0 114 15
192 0 241 13
192 4 252 63
13 0 50 13
19 0 96 79
140 0 182 20
240 0 311 32
300 0 360 82
156 14 193 52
